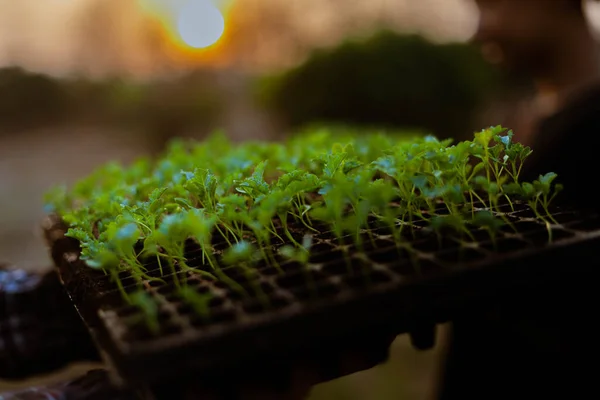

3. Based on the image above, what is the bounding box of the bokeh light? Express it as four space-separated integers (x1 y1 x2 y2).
176 0 225 49
132 0 233 68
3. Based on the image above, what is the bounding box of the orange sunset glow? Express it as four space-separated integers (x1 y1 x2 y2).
1 0 599 77
136 0 234 68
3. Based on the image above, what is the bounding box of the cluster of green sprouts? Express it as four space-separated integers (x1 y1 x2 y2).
44 126 562 332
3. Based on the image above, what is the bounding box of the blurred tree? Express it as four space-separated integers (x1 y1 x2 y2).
221 0 478 72
128 70 226 154
0 65 225 145
0 67 69 131
258 31 502 141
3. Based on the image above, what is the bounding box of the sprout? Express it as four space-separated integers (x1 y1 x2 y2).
46 126 563 327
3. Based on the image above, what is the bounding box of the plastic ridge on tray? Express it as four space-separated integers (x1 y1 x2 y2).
42 202 600 387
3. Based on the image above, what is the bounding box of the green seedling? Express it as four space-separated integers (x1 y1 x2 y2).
45 126 564 323
130 291 159 334
178 286 213 322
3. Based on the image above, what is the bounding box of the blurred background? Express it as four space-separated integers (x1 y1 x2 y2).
1 0 600 398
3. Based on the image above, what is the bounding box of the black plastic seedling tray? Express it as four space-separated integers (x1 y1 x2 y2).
43 202 600 389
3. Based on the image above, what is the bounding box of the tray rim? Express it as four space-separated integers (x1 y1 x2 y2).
41 209 600 387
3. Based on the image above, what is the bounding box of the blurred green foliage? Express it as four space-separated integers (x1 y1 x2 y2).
0 31 504 145
258 31 503 140
0 67 70 129
0 67 225 141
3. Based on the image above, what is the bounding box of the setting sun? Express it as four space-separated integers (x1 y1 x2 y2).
177 0 225 49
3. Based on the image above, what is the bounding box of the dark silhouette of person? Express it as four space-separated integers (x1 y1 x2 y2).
437 1 600 398
3 1 600 398
474 0 600 182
